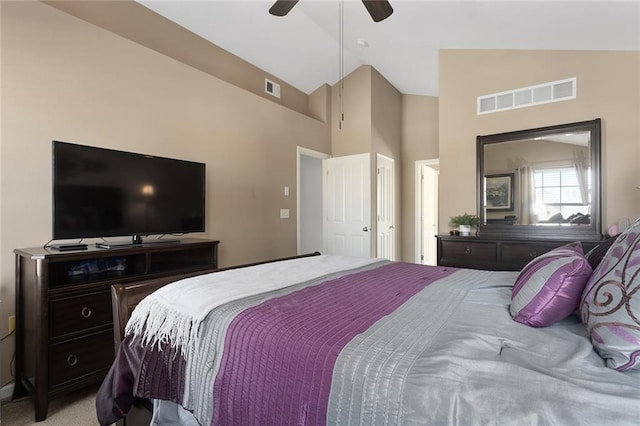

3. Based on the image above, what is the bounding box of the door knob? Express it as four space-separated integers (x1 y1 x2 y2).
363 227 369 232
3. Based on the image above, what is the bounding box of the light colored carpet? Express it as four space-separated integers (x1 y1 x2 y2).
0 384 100 426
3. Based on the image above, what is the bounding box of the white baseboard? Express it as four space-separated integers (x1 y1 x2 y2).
1 382 15 401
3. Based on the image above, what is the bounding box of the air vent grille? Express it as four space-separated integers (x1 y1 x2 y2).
265 78 281 99
477 77 576 115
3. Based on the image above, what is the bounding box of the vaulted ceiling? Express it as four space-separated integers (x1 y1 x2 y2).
138 1 640 96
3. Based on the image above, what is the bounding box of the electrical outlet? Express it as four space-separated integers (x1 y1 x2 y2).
8 315 15 334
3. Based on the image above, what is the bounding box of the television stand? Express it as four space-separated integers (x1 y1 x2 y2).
13 238 219 421
96 237 180 249
141 239 180 246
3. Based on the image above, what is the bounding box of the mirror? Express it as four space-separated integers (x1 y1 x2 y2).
477 119 602 239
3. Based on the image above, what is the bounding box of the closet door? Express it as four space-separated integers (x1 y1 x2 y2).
323 153 371 257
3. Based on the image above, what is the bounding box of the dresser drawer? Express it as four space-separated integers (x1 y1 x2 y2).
440 240 497 263
50 291 112 338
437 235 602 272
501 242 564 266
49 330 114 387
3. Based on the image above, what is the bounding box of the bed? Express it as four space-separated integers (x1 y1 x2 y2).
96 224 640 426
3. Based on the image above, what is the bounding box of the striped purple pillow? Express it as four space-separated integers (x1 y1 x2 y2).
510 242 593 327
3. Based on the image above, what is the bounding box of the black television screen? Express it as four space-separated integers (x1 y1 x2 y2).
53 141 205 241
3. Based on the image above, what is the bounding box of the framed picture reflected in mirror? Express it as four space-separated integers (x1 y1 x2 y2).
485 173 514 211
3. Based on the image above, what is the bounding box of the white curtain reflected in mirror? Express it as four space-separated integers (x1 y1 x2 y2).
516 165 534 225
573 150 590 205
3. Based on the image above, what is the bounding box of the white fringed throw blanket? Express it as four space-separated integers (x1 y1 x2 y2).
125 255 384 357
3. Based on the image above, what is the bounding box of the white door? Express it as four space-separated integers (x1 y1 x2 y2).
376 154 394 260
323 153 371 257
416 160 439 265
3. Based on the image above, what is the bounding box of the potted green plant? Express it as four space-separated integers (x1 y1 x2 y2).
449 213 480 236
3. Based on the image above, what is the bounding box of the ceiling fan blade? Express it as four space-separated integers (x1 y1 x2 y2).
269 0 299 17
361 0 393 22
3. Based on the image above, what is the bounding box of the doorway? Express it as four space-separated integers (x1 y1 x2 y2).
297 147 330 255
416 160 439 265
298 149 392 259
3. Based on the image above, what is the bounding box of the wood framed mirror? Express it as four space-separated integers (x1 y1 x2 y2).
476 118 602 240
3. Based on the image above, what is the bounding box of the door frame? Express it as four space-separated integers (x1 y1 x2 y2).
376 153 395 260
415 159 439 264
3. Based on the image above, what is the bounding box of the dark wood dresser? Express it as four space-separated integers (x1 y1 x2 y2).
13 238 219 421
436 235 600 271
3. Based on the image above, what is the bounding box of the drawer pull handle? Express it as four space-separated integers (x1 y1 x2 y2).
66 354 78 367
464 247 472 254
81 307 92 318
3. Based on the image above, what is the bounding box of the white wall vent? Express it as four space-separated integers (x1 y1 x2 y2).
477 77 576 115
265 78 281 99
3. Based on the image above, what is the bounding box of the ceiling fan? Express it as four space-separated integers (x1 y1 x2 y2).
269 0 394 23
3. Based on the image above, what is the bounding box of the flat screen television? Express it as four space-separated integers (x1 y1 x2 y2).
52 141 205 245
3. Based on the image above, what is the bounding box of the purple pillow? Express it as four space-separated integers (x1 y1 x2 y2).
510 242 593 327
581 218 640 371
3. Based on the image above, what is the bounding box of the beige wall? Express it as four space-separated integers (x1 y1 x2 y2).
400 95 439 262
308 84 332 125
331 65 372 157
44 0 313 118
371 68 402 160
0 1 331 385
484 139 587 174
439 49 640 233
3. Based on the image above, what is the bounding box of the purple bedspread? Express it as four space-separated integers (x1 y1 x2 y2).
212 262 453 425
97 261 454 425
